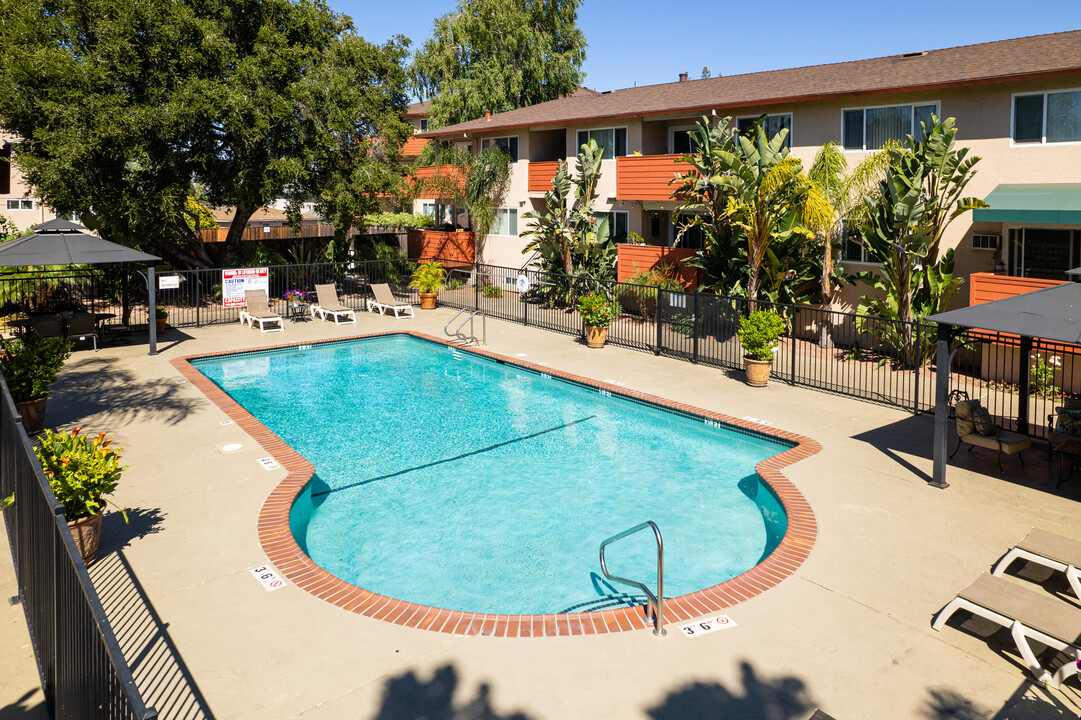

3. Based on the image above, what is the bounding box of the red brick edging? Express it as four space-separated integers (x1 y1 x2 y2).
172 331 820 636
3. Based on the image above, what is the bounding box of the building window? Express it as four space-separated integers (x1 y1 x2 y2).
840 222 878 263
1007 228 1081 279
418 119 428 133
736 114 793 148
671 129 694 155
490 208 518 236
481 136 519 162
842 103 938 151
1013 90 1081 144
576 128 627 159
0 142 9 195
972 233 1000 251
420 201 436 218
675 213 708 249
5 199 33 211
594 211 628 240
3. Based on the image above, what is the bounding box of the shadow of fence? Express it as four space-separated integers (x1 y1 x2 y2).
89 550 215 720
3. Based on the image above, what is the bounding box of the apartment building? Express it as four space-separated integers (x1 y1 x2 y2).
419 30 1081 302
1 132 57 232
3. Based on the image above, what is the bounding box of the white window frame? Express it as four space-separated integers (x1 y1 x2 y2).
668 125 696 155
1010 88 1081 147
417 118 428 133
420 201 436 218
575 126 628 159
593 210 628 238
839 220 881 266
971 233 1000 251
5 198 34 211
840 101 940 152
481 135 519 163
735 113 794 147
489 208 518 236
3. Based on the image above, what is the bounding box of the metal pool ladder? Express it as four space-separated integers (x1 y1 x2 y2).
599 520 666 636
444 308 485 346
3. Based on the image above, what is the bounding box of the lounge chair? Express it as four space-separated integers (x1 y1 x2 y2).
240 290 284 333
66 312 99 351
310 284 356 325
993 528 1081 599
30 314 63 338
949 397 1030 473
932 572 1081 688
366 283 414 319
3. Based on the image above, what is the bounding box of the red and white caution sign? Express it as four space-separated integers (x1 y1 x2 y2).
679 614 737 638
251 565 286 592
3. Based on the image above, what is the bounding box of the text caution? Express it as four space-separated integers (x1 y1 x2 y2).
257 457 282 471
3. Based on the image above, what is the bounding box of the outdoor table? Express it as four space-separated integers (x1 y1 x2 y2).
286 302 309 323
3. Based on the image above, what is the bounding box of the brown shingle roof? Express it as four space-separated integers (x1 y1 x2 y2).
428 30 1081 136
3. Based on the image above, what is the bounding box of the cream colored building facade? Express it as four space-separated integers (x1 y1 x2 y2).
0 132 57 232
419 31 1081 307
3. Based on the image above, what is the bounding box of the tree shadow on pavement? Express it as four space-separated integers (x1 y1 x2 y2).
48 356 201 427
646 661 813 720
921 684 1080 719
371 664 532 720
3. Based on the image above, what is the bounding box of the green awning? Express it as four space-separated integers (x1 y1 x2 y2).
973 184 1081 224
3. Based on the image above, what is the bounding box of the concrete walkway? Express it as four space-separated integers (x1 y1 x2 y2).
4 307 1081 719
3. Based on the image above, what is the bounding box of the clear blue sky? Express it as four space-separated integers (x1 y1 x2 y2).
330 0 1081 97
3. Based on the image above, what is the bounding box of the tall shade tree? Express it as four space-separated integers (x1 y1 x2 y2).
410 0 587 128
0 0 411 266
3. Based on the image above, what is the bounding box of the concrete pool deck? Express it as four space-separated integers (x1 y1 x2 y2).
3 308 1081 718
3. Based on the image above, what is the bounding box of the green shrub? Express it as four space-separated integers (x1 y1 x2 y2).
738 309 787 361
1 335 72 401
409 261 447 293
620 265 686 321
483 285 503 298
446 278 465 291
361 212 434 229
35 428 128 522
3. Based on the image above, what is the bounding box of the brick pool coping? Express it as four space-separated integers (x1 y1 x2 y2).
172 331 821 637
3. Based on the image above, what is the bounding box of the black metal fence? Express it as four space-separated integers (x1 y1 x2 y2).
0 379 157 719
0 258 1072 440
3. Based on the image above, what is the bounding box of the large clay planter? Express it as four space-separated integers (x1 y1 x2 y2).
743 357 773 387
67 509 104 565
419 292 438 310
155 318 167 334
14 396 47 434
585 325 608 349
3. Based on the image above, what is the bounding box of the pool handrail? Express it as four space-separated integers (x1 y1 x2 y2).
599 520 666 636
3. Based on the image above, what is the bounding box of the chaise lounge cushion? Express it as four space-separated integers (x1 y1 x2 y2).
1055 407 1081 434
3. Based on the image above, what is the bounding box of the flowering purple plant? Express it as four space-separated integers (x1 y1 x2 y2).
283 289 307 304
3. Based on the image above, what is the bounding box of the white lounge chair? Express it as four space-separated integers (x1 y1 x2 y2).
993 528 1081 599
310 284 357 325
932 572 1081 688
366 283 414 319
240 290 284 333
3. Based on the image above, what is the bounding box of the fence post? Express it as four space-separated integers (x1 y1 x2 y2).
913 318 922 414
195 270 203 328
1018 335 1032 435
655 289 663 355
692 290 699 364
789 308 796 386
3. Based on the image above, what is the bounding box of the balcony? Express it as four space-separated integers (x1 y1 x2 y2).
411 164 466 199
528 161 560 193
616 154 694 202
401 136 431 157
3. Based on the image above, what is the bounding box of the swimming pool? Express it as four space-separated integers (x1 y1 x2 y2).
182 333 818 634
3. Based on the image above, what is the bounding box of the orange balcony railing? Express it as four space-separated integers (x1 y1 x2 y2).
401 136 432 157
410 164 466 199
616 154 694 202
528 161 560 193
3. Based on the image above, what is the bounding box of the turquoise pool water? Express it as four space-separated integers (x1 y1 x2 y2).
193 335 790 614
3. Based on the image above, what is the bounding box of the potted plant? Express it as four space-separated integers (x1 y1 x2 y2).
35 427 127 564
155 304 168 334
0 335 72 433
738 308 787 387
577 292 622 348
409 261 448 310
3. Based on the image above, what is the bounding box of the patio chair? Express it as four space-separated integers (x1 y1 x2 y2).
66 312 99 351
992 528 1081 599
241 290 284 333
1048 397 1081 460
310 284 356 325
949 397 1030 473
932 572 1081 688
30 314 63 338
366 283 414 319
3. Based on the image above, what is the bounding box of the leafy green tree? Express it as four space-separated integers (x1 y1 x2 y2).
0 0 410 267
410 0 587 128
521 139 615 281
855 116 987 365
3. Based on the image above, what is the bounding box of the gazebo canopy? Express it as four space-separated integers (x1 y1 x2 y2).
927 282 1081 344
0 218 160 268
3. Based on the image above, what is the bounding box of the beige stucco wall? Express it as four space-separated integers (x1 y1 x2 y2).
1 133 56 232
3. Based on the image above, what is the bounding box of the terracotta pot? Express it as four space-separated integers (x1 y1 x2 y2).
155 318 167 334
585 325 608 349
419 292 438 310
743 357 773 387
68 509 104 565
14 396 47 434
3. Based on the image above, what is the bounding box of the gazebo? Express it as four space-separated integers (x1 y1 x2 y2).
0 219 162 354
928 282 1081 487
